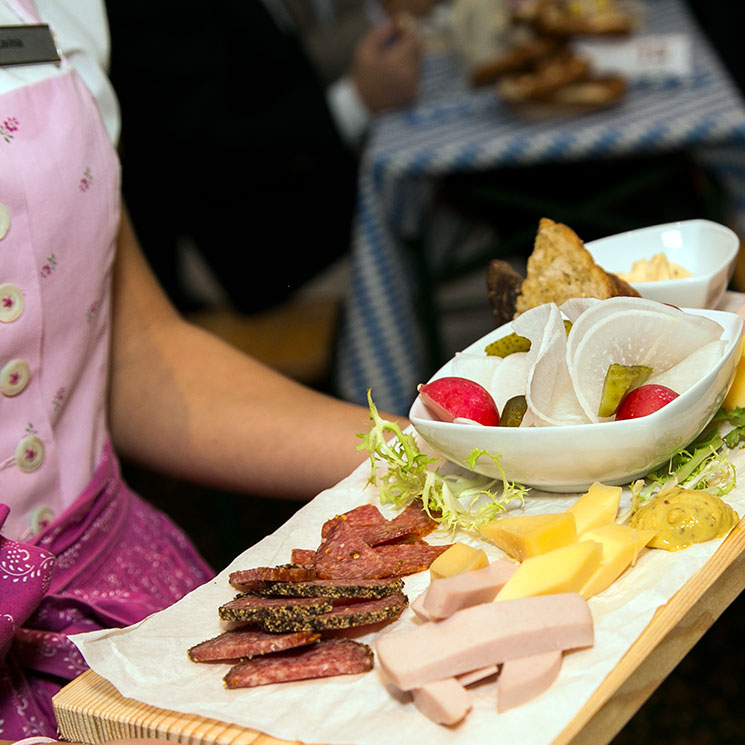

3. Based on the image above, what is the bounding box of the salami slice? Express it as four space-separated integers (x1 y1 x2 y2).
229 564 315 590
290 548 316 565
256 592 408 633
218 594 332 623
313 517 390 579
188 628 320 662
361 502 439 546
372 543 452 576
248 577 404 599
320 504 386 539
224 639 374 689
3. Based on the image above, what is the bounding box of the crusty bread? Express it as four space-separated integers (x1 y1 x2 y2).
470 36 566 88
514 218 639 315
486 259 524 327
496 49 591 102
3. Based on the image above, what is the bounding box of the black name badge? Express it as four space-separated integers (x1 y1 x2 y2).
0 24 60 67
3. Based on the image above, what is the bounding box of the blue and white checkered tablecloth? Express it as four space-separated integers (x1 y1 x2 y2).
334 0 745 415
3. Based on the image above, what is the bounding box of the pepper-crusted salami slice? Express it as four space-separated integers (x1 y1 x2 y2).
229 564 315 590
188 628 320 662
224 639 374 688
256 592 408 633
372 543 452 577
248 577 405 599
314 517 390 579
218 594 333 623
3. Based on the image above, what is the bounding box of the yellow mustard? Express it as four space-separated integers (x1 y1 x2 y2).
628 486 738 551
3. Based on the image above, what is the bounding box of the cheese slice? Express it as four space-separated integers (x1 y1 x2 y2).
496 541 603 600
724 347 745 409
566 482 622 535
578 524 655 599
480 512 577 561
429 543 489 580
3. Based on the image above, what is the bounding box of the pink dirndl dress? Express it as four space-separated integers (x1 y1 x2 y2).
0 0 214 737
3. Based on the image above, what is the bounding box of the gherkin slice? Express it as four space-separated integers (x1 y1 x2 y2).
485 332 531 357
598 364 653 418
499 395 528 427
485 320 571 358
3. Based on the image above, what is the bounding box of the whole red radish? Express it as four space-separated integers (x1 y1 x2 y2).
615 384 679 420
417 376 500 426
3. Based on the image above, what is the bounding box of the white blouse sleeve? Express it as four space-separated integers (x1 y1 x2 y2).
34 0 121 144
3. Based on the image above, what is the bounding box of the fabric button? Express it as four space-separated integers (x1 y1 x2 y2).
0 283 23 323
15 435 45 473
0 358 30 396
0 204 9 240
30 505 55 534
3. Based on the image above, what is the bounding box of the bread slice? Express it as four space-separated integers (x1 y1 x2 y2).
514 218 639 315
487 259 524 327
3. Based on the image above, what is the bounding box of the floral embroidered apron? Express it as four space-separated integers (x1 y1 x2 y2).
0 1 213 737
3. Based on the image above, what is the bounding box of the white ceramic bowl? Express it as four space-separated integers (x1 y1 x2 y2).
409 308 743 493
585 219 739 309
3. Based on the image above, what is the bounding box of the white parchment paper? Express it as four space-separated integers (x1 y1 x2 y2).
71 449 745 745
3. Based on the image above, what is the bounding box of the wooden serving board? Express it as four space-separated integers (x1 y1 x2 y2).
52 519 745 745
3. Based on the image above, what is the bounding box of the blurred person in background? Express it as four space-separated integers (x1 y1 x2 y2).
105 0 436 314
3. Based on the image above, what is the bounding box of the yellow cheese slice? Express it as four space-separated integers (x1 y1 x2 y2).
429 543 489 580
495 541 603 600
566 482 622 535
578 524 655 599
479 513 577 561
724 345 745 409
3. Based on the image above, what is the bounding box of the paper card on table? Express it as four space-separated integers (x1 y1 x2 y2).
573 34 693 82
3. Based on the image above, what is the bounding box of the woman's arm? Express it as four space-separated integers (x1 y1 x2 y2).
108 206 396 499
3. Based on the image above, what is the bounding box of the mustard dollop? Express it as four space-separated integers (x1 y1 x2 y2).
628 486 738 551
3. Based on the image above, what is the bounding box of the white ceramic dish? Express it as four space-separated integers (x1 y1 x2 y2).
409 307 743 493
585 219 739 309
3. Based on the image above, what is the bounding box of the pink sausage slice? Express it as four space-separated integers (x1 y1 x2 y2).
375 593 593 691
457 664 499 686
497 650 563 712
419 559 517 620
410 591 434 622
412 678 472 726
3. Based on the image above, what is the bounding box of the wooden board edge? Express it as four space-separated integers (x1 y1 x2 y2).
52 670 294 745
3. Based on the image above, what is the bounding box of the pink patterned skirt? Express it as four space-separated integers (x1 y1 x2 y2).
0 442 214 739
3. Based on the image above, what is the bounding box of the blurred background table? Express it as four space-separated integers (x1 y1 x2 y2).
333 0 745 415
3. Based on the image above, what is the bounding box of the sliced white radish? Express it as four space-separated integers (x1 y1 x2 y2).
488 352 530 412
513 303 588 426
567 304 723 422
648 339 727 394
451 351 503 390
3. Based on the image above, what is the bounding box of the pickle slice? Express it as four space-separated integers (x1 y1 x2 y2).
485 332 531 357
486 321 570 358
499 395 528 427
597 363 652 418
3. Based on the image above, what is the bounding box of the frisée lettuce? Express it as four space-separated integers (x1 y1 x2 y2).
357 390 528 534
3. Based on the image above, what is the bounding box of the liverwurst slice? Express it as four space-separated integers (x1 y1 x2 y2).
375 593 593 691
412 678 472 726
497 650 563 712
419 558 517 620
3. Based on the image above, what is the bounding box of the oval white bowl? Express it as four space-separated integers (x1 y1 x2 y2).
585 219 739 309
409 307 743 493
